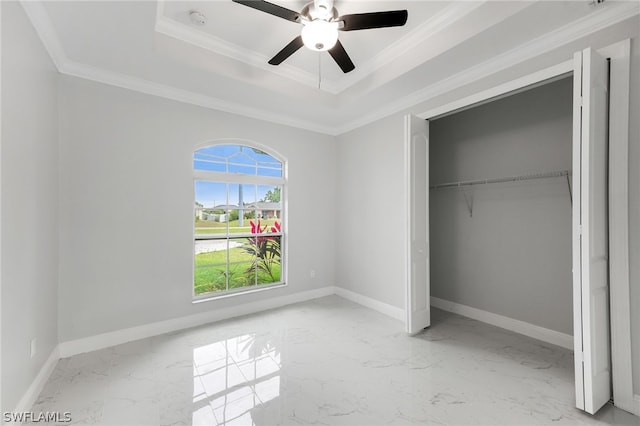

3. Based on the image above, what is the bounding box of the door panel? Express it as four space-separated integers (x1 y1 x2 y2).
405 114 430 334
573 47 611 415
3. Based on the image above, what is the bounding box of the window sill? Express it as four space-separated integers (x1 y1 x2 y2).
192 282 287 304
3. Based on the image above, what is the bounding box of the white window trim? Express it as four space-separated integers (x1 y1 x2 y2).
192 143 287 303
194 170 285 186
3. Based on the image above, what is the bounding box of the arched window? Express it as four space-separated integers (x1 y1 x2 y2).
193 144 285 299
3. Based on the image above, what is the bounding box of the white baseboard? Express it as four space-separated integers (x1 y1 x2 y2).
22 286 403 416
14 289 637 419
58 285 334 358
430 296 573 350
334 287 404 321
14 345 60 413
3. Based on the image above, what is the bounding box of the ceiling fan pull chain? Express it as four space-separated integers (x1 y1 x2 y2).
318 52 322 90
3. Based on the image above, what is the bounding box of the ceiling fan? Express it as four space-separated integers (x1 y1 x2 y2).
231 0 408 73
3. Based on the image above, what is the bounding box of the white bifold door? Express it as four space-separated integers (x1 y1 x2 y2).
405 115 431 334
572 47 611 414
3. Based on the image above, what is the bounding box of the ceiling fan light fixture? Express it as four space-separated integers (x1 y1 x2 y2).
301 19 338 51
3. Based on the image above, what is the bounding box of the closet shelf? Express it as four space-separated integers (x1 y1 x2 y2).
429 170 571 190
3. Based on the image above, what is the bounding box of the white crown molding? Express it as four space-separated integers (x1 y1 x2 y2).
154 0 332 92
20 0 69 70
334 0 640 135
62 60 337 135
154 15 337 93
21 0 338 135
330 0 487 94
20 0 639 138
154 0 486 96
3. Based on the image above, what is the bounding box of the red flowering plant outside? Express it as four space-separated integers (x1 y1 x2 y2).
243 219 281 283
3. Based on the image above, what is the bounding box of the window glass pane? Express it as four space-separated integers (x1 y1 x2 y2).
227 207 246 235
241 184 257 222
228 163 256 175
227 184 249 235
229 151 255 165
193 145 282 177
227 237 251 270
256 185 282 232
193 144 284 298
257 167 282 178
194 159 226 172
227 183 239 207
194 266 225 295
228 262 256 289
253 235 281 285
195 181 227 211
195 181 228 235
257 261 281 285
195 238 230 261
194 147 229 172
194 261 228 295
253 149 282 178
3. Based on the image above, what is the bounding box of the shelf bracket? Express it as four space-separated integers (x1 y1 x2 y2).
462 187 474 217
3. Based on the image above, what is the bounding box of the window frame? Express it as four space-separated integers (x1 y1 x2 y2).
192 144 287 302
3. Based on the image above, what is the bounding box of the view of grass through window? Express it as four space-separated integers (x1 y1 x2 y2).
194 145 284 297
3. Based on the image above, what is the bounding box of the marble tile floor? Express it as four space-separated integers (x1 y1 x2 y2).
28 296 639 426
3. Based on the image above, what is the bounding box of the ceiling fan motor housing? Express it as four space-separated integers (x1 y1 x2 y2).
231 0 408 73
301 1 337 21
314 0 334 18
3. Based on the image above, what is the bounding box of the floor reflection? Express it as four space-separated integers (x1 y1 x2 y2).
191 334 281 425
29 297 638 425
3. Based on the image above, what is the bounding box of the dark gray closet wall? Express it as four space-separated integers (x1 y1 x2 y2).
430 77 574 335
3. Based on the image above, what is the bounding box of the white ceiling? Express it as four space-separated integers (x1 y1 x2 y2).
22 0 640 135
157 1 462 91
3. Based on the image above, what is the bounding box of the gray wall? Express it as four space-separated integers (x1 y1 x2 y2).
3 1 639 407
58 76 337 342
1 2 59 411
629 37 640 398
335 114 406 309
429 78 573 335
336 40 639 393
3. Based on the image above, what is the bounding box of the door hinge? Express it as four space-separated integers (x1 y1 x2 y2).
578 96 583 107
575 351 584 363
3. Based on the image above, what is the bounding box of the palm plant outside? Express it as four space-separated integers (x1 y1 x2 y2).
243 220 281 283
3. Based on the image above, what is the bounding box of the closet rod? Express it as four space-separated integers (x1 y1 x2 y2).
430 170 571 190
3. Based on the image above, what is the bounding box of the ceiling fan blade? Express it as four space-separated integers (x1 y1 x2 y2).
268 36 304 65
232 0 300 23
328 40 355 73
338 10 408 31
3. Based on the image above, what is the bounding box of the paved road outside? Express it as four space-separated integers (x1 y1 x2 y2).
195 240 243 254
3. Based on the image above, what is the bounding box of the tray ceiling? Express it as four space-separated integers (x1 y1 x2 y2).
22 1 640 134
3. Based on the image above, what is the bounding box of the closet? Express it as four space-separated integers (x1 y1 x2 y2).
428 77 574 342
406 45 631 415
